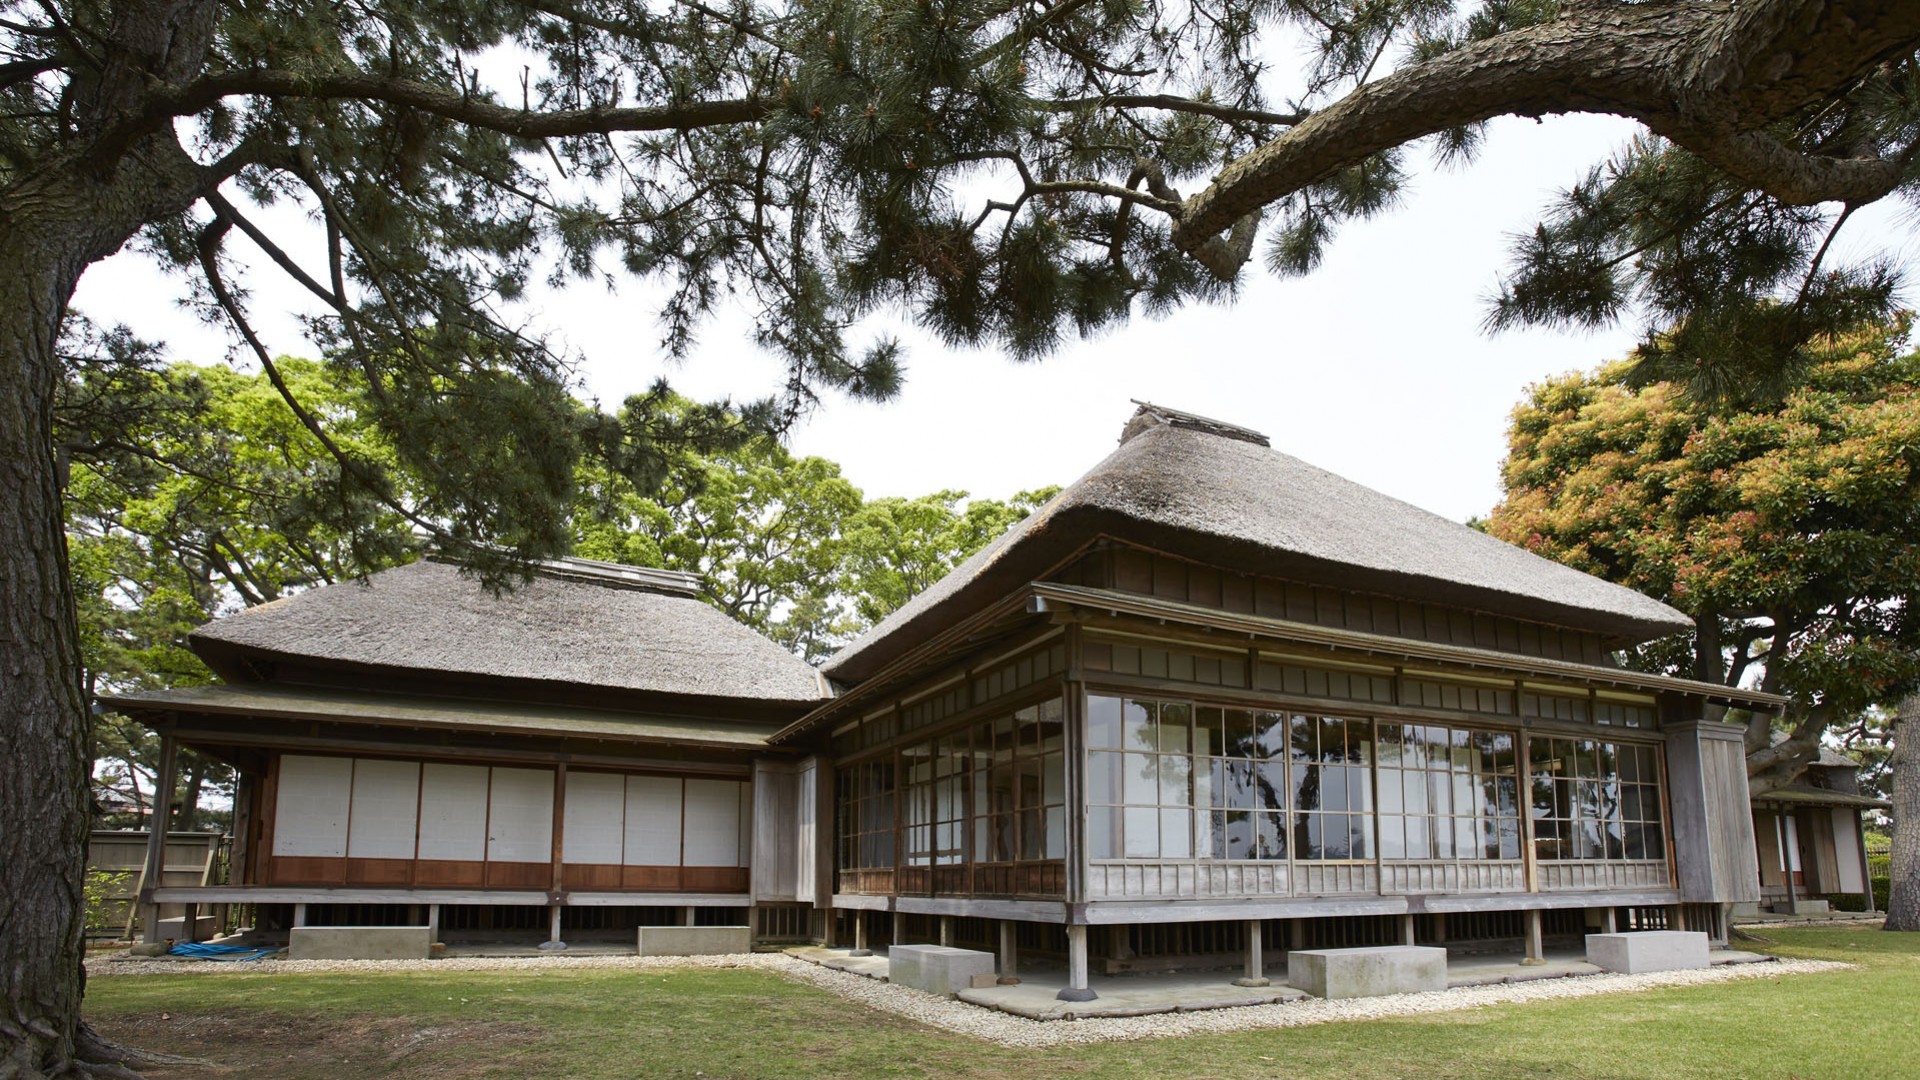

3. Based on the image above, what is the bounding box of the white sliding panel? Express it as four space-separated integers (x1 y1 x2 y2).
684 779 744 867
487 767 555 863
273 755 353 857
417 763 489 861
624 776 682 865
563 772 627 864
346 759 421 859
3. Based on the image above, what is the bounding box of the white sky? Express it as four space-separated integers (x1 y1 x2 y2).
72 112 1917 526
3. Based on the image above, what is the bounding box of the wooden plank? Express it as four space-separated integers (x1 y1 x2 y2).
152 886 751 906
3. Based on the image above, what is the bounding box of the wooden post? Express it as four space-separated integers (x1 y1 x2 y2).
550 764 567 893
1522 908 1545 964
292 902 308 928
1602 907 1618 934
849 911 871 957
181 903 199 944
996 919 1018 982
1858 810 1877 914
1432 914 1447 946
137 734 180 944
541 904 565 950
938 915 954 947
1669 903 1687 931
427 904 441 942
1056 924 1096 1002
892 912 908 947
1108 924 1134 961
1400 913 1417 946
1233 919 1270 987
1290 918 1307 951
683 905 698 927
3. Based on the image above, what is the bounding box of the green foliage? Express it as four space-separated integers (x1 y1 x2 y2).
83 870 132 933
572 391 1058 660
1487 319 1920 775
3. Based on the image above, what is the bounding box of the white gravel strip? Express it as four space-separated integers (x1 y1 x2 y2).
86 951 1851 1048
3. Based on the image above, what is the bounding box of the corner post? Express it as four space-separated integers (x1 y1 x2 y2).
996 919 1019 982
1056 923 1097 1002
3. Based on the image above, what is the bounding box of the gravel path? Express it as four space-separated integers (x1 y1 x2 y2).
87 951 1850 1048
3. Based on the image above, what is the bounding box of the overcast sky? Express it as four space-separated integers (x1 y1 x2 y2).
71 111 1916 526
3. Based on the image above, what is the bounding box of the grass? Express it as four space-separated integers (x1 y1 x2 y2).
86 926 1919 1079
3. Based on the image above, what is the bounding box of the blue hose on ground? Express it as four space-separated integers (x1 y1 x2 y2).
168 942 277 962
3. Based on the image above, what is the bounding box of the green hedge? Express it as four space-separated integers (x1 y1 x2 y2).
1826 878 1893 912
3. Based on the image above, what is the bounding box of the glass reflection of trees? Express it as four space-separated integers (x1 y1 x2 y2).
1528 738 1665 861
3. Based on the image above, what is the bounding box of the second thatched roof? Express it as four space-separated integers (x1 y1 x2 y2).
192 557 829 706
824 403 1691 683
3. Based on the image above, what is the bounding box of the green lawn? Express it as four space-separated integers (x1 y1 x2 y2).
86 926 1918 1079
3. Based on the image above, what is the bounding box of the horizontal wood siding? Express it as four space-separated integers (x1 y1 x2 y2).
1072 544 1610 663
1380 860 1527 895
1537 861 1671 891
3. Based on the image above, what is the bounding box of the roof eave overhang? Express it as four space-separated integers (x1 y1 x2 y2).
1034 583 1786 711
782 582 1783 745
105 687 784 754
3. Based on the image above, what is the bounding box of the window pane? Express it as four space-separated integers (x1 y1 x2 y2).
1087 806 1116 860
1257 812 1286 860
1404 816 1430 859
1158 754 1192 806
1294 763 1325 812
1122 699 1157 751
1257 760 1287 812
1045 807 1065 859
1123 806 1158 858
1160 808 1193 858
1158 702 1191 753
1194 707 1225 758
1089 751 1121 805
1379 816 1406 859
1087 694 1124 749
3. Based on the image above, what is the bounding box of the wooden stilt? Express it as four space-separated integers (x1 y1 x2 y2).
1056 924 1097 1002
996 920 1019 983
938 915 954 947
427 904 441 943
137 736 180 944
848 912 871 957
1400 913 1417 946
1233 920 1270 987
683 905 698 927
540 904 566 950
292 902 308 928
1602 907 1618 934
1523 908 1545 964
1290 918 1307 951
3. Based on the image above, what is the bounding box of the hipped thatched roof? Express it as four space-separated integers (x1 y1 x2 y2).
192 557 829 705
824 404 1692 683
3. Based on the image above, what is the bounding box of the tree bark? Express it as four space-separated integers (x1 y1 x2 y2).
0 134 233 1080
0 210 105 1080
1886 695 1920 931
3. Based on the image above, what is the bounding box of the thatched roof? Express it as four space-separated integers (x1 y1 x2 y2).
824 403 1692 683
192 557 829 705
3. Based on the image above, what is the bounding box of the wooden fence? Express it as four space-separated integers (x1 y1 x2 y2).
86 831 230 940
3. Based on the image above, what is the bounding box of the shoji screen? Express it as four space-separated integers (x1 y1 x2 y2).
682 779 745 866
486 767 555 862
346 759 421 859
563 772 627 864
273 755 354 857
623 775 682 865
416 763 489 861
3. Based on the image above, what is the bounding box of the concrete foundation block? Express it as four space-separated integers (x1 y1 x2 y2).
1584 930 1710 974
1286 945 1448 999
289 926 431 960
888 944 997 997
1774 899 1830 916
636 925 752 956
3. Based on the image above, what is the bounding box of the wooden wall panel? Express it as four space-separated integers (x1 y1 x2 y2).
344 858 415 886
565 863 625 891
272 755 353 858
268 856 346 885
414 860 485 888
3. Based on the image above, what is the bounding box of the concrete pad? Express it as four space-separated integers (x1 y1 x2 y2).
289 926 431 960
1287 945 1449 1000
959 972 1307 1020
636 925 751 956
1774 899 1830 916
1584 930 1710 974
888 944 997 996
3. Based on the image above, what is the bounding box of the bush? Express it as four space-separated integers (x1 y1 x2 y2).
84 868 132 932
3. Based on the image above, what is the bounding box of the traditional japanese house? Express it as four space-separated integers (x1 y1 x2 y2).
772 404 1782 998
118 403 1783 996
112 557 834 946
1750 746 1885 915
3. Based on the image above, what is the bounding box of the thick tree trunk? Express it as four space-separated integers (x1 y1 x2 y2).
1 145 228 1080
0 219 100 1079
1886 696 1920 931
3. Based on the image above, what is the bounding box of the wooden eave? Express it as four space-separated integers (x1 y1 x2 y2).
776 581 1786 745
1031 583 1788 710
107 683 785 753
